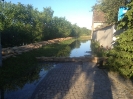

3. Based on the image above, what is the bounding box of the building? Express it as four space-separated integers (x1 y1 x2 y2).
91 10 106 31
91 10 116 48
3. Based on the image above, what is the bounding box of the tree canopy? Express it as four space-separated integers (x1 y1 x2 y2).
92 0 126 24
106 0 133 78
92 0 133 78
0 1 91 47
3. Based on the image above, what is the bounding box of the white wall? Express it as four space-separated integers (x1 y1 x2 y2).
93 22 104 30
92 25 115 48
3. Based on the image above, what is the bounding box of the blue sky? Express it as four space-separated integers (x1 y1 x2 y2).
5 0 97 29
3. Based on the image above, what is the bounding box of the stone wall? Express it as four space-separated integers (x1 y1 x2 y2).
2 37 72 60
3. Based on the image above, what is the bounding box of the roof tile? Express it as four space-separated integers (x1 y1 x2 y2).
93 10 106 22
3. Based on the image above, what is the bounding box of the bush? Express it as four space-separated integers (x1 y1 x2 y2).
91 40 109 57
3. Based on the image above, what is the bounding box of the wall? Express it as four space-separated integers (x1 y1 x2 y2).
93 22 104 31
91 22 105 39
92 24 125 49
92 25 115 48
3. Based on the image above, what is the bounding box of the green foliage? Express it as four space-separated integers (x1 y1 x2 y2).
70 24 81 37
91 40 109 57
69 40 81 49
92 0 125 24
0 1 91 47
118 1 133 29
0 39 75 91
80 27 91 36
106 0 133 78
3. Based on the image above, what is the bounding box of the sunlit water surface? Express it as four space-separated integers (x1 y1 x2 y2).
69 40 91 57
3 40 91 99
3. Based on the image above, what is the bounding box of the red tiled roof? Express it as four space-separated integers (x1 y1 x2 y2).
93 10 106 22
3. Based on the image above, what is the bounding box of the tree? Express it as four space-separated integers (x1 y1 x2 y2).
52 17 72 38
106 0 133 78
0 1 89 47
80 27 91 36
70 24 81 37
92 0 126 24
41 7 54 40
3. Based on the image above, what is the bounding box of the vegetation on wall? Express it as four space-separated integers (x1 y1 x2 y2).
91 0 133 79
92 0 126 24
0 1 91 47
91 40 109 57
105 0 133 78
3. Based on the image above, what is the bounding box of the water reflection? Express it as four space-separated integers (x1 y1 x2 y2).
70 40 91 57
56 40 91 57
0 62 55 99
56 46 71 57
0 39 91 99
69 40 81 49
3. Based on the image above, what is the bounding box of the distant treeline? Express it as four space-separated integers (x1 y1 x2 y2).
0 1 91 47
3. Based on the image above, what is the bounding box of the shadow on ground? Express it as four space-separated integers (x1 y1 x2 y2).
30 62 113 99
92 64 112 99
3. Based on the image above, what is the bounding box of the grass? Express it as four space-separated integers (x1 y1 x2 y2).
2 39 76 67
0 39 76 90
77 36 91 41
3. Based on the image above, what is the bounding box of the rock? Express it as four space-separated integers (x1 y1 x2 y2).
48 40 55 44
12 46 18 50
2 37 73 59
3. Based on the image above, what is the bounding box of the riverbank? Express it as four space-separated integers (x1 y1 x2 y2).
2 38 76 67
0 37 91 99
0 39 75 92
2 36 92 68
78 36 91 40
2 37 72 60
1 36 92 75
0 37 92 98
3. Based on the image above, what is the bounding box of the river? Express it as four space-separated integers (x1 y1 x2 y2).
2 39 91 99
70 40 91 57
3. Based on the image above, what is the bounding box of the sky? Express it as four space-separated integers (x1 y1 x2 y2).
5 0 97 29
